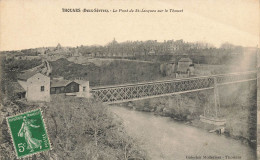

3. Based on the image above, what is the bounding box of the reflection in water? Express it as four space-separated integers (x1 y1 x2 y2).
110 106 256 160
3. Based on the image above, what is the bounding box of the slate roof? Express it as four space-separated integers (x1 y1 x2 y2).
17 71 39 81
12 82 26 93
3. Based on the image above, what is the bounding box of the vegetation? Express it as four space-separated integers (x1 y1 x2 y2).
125 51 245 65
0 96 147 159
50 58 161 86
76 40 242 57
1 58 42 80
1 39 250 66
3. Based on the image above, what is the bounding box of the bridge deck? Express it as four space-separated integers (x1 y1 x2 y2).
91 71 257 104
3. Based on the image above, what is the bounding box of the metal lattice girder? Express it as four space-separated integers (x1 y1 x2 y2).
91 71 256 103
215 71 256 84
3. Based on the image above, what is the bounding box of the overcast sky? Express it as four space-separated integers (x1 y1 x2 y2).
0 0 259 51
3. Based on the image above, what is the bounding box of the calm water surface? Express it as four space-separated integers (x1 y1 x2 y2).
110 106 256 160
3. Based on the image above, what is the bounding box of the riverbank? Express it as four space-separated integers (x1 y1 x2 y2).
110 105 257 160
119 81 257 149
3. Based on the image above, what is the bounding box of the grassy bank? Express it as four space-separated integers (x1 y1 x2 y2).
0 96 147 159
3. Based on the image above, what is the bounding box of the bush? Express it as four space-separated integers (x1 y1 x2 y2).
0 96 147 159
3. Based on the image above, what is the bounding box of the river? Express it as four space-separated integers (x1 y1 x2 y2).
110 106 256 160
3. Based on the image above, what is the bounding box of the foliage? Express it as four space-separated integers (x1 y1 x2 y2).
0 96 147 159
220 81 257 144
50 58 161 86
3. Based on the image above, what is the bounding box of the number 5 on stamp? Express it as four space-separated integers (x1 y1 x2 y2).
6 109 51 158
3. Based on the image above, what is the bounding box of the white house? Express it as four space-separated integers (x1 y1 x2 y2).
17 72 50 102
74 80 91 98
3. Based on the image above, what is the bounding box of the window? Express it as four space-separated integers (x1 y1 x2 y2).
41 86 45 92
83 86 86 92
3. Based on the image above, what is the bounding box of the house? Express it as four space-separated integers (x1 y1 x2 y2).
176 58 193 78
17 72 50 102
74 80 91 98
50 79 91 98
148 49 156 55
177 58 192 73
50 79 73 94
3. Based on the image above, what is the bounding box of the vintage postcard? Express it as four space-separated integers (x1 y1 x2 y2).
0 0 259 160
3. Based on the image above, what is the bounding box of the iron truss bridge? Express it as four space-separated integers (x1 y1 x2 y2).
91 71 257 104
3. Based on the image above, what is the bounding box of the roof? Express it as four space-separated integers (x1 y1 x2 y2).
17 71 39 81
51 79 72 88
74 80 88 85
12 82 26 93
178 58 192 62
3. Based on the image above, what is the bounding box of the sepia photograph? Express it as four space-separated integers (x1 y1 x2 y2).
0 0 259 159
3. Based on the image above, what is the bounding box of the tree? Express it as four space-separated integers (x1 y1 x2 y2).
220 42 235 50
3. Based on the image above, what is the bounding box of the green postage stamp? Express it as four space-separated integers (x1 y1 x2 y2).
6 109 51 158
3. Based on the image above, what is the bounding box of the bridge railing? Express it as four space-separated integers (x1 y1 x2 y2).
212 71 257 85
91 71 256 103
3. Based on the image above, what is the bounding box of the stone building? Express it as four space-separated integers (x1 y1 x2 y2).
177 58 192 74
17 72 50 102
176 58 194 78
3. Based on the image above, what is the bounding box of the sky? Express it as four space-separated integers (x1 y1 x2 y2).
0 0 259 51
